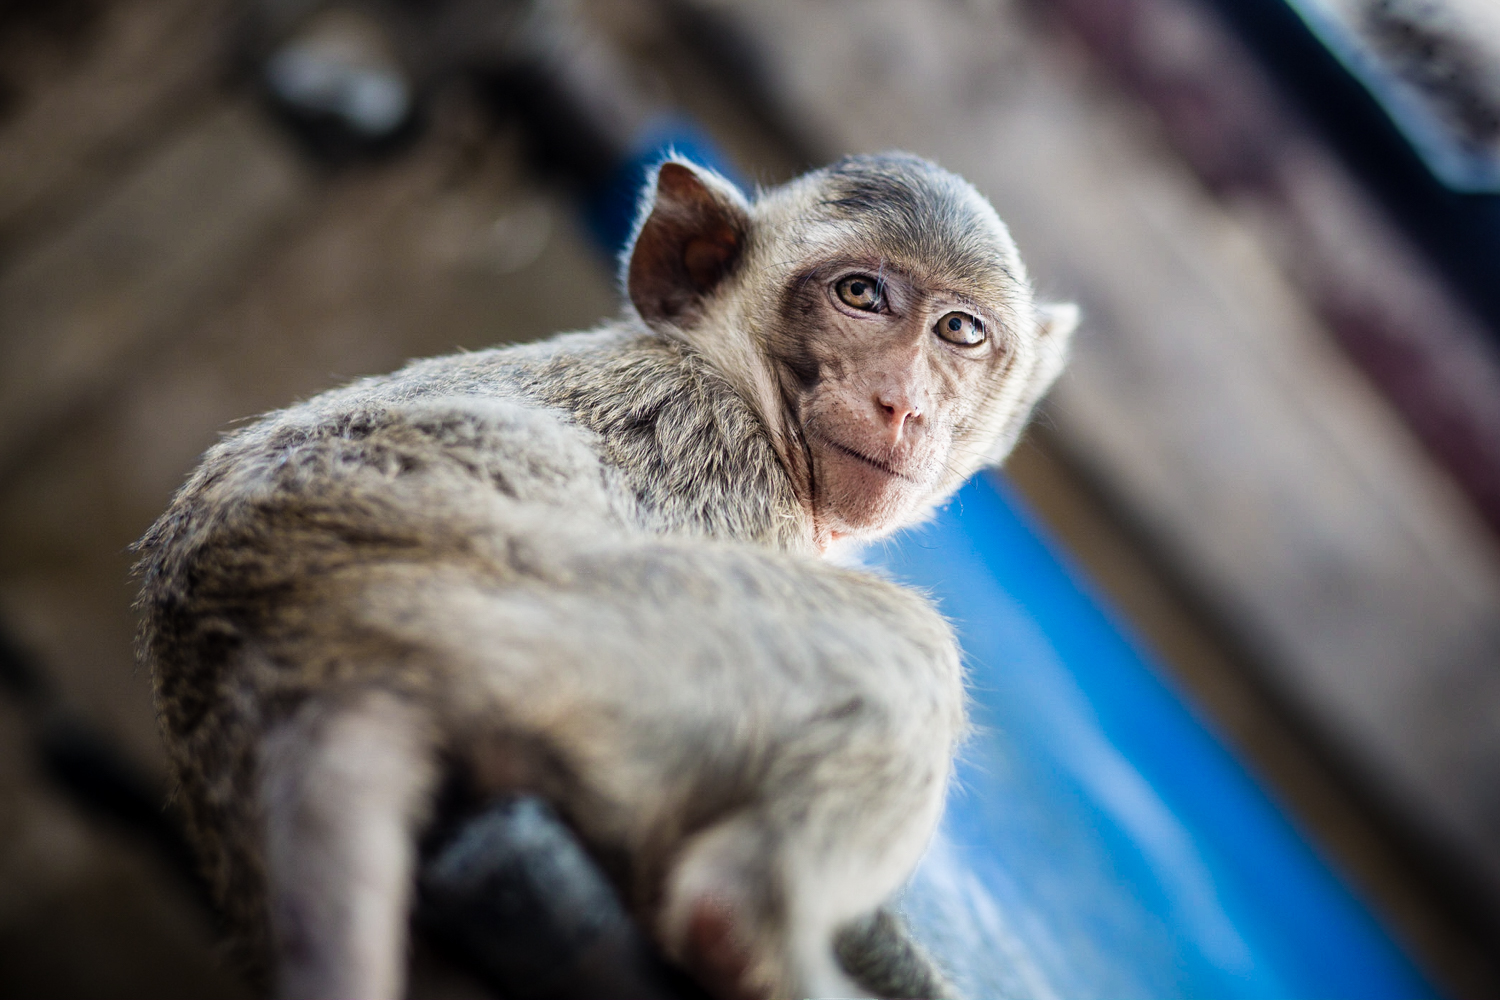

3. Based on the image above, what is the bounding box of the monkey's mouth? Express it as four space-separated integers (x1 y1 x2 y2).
820 438 924 484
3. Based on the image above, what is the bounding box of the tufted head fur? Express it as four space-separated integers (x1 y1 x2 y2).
623 152 1076 546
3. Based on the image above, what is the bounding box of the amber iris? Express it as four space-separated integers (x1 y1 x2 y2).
935 311 984 346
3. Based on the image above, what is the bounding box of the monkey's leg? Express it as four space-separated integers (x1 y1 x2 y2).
658 745 950 1000
258 690 437 1000
379 542 962 997
660 813 845 1000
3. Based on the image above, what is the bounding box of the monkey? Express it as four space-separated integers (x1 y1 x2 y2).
134 152 1077 1000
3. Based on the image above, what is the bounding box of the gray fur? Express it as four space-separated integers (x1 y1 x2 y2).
135 153 1074 999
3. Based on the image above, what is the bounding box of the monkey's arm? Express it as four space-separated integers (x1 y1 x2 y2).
836 907 958 1000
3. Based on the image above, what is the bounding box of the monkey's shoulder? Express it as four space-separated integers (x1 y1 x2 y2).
500 327 807 548
369 324 807 549
142 325 807 574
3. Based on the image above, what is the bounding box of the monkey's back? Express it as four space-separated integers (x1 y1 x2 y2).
132 322 821 954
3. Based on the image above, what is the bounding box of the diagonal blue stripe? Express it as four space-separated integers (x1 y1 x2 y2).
871 472 1437 1000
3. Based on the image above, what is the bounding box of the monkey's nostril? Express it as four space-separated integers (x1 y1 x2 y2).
876 396 920 428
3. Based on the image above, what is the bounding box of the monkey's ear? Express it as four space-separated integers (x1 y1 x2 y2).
626 160 751 325
1023 302 1078 411
1037 302 1080 341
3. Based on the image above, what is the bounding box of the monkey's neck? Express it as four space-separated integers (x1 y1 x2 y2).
765 381 829 553
522 328 818 554
656 309 829 547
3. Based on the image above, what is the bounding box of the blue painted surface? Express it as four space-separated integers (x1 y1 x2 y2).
871 473 1438 1000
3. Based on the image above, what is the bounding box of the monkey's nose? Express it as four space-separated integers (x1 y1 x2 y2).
875 393 922 443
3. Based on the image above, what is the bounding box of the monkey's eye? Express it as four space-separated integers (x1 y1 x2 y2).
835 275 883 311
935 311 985 346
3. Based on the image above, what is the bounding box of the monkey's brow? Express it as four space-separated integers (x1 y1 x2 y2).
755 257 816 276
744 259 824 300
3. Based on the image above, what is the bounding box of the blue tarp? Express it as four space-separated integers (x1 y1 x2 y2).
874 474 1437 1000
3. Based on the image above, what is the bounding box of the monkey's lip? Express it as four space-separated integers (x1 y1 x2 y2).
818 437 923 484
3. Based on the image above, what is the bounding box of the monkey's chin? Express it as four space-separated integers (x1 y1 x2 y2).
813 441 930 536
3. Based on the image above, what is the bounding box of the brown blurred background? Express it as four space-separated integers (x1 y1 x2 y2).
2 0 1499 996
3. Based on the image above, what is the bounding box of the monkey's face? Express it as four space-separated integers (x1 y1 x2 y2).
626 154 1075 545
775 262 1018 537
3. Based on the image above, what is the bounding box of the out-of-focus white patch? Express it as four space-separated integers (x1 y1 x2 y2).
482 200 554 275
265 9 412 136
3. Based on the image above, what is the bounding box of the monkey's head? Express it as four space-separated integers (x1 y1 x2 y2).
625 152 1076 547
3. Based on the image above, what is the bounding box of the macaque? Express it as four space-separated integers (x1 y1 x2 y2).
135 153 1076 999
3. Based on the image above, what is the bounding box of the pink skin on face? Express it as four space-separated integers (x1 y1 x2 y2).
796 266 1002 543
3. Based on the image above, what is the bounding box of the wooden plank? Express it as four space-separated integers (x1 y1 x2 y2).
703 0 1500 920
0 103 313 472
1050 0 1500 542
